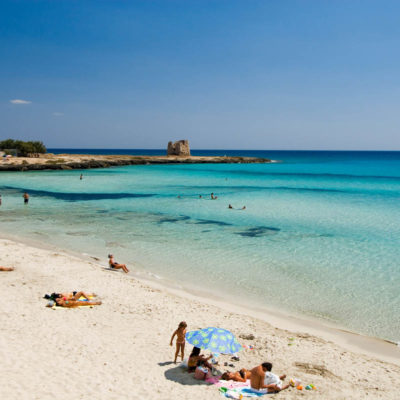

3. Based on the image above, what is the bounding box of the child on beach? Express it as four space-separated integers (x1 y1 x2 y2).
170 321 187 363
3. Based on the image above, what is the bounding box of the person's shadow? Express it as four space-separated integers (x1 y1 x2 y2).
161 365 209 386
158 361 174 367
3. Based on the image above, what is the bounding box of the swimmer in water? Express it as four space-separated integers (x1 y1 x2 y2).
23 192 29 204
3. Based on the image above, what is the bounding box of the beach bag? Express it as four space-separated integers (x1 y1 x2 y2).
194 366 211 380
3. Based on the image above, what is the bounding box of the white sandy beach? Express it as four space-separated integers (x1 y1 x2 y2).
1 237 399 400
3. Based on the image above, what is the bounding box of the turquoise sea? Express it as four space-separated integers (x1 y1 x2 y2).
1 150 399 342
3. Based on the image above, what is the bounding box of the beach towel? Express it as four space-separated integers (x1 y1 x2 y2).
221 387 270 398
215 379 251 389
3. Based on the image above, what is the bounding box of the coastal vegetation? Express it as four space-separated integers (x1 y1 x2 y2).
0 138 46 157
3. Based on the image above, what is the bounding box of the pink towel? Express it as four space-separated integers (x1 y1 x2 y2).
214 379 251 389
205 376 222 384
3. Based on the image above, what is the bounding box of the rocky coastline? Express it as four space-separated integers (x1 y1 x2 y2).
0 153 271 171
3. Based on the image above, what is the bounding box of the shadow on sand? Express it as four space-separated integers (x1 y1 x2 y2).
163 366 209 386
158 361 174 367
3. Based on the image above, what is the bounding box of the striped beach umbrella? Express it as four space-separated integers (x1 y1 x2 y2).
185 327 242 355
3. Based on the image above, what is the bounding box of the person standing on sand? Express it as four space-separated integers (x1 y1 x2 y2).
23 192 29 204
170 321 187 363
250 362 289 393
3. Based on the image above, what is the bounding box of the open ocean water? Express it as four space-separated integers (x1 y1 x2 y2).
1 150 399 342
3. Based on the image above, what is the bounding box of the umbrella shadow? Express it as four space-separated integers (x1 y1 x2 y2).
163 366 209 386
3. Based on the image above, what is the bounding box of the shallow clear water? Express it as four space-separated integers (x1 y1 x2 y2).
1 150 400 342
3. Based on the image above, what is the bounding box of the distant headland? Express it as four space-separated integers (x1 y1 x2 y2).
0 139 271 171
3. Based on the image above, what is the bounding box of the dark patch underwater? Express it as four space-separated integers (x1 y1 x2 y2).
236 226 280 237
1 186 154 202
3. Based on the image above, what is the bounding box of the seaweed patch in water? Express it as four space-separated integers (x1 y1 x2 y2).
195 219 233 226
157 215 191 224
235 226 280 237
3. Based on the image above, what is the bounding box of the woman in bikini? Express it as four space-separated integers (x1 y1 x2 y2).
108 254 129 273
187 347 213 372
221 368 252 382
44 292 101 307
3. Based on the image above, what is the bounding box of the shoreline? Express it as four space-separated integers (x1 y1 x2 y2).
1 231 399 366
0 153 271 171
1 235 400 399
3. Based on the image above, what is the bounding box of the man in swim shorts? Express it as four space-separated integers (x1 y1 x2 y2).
23 192 29 204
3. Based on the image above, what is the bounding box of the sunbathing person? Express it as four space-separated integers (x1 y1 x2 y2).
187 346 213 372
108 254 129 273
44 291 94 301
0 266 14 271
44 292 101 307
221 368 251 382
53 297 101 308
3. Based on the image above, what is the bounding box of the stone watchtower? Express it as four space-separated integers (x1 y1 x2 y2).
167 140 191 156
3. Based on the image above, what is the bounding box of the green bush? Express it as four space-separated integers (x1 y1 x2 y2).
0 139 46 156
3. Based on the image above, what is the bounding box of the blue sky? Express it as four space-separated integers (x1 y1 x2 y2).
1 0 400 150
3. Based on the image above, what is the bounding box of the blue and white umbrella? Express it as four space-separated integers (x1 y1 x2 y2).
185 327 242 355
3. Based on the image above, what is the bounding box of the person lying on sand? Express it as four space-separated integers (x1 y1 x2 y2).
108 254 129 273
44 292 101 308
0 266 14 271
250 362 289 393
53 297 102 308
221 368 251 382
44 291 94 301
187 346 213 372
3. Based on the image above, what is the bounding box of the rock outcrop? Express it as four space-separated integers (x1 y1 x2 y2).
167 140 190 156
0 154 272 172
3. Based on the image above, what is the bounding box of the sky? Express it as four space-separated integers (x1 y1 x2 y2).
1 0 400 150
